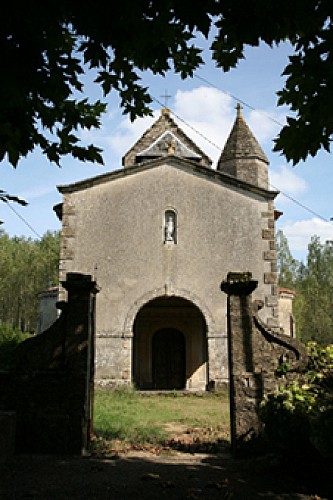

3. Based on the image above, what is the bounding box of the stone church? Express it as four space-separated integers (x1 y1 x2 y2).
55 105 282 390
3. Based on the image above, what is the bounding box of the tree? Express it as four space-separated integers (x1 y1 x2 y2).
0 230 60 332
0 191 28 225
1 1 332 167
276 230 333 344
276 229 300 289
296 236 333 344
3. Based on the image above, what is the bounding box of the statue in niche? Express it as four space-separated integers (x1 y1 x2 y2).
164 212 176 243
166 138 177 154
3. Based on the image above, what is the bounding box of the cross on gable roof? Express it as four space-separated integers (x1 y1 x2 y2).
122 110 212 169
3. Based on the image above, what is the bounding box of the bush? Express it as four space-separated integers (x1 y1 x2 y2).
0 323 30 370
260 342 333 459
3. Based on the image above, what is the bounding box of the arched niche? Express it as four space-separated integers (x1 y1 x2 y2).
132 296 208 390
164 209 177 244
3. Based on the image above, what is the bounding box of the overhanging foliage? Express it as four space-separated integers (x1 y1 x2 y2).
1 1 332 166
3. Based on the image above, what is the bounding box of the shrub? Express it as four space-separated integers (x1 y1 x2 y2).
259 342 333 459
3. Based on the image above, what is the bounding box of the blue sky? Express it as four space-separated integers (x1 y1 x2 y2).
1 40 332 262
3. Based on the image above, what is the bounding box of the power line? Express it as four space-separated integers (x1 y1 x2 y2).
153 89 332 225
3 201 60 259
4 83 332 236
269 187 332 223
152 95 222 151
4 201 42 239
194 73 285 127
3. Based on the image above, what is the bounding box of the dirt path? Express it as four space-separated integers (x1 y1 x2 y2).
1 448 331 500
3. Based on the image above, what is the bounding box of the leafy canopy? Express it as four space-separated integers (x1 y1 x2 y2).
1 1 332 166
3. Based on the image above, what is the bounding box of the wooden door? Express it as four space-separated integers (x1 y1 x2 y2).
152 328 185 390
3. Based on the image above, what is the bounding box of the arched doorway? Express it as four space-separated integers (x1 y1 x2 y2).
152 328 185 389
133 296 208 390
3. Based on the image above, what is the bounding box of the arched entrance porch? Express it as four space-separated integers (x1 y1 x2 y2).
133 296 208 390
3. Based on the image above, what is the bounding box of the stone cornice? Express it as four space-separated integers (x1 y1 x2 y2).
57 156 278 200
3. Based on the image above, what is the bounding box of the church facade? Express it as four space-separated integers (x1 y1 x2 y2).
56 106 280 390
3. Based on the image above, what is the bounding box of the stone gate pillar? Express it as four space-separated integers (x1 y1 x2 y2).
221 271 308 457
1 272 99 455
61 272 99 453
221 272 263 456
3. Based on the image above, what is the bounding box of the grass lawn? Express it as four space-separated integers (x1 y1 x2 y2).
92 388 230 455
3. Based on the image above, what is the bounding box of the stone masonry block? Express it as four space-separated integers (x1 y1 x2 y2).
262 229 275 240
265 296 278 307
61 215 70 227
271 262 277 273
263 250 276 261
264 272 278 284
267 317 279 328
62 227 75 238
61 248 74 260
63 205 76 215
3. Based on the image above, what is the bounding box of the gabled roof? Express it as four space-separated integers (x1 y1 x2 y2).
136 130 201 161
217 104 268 167
122 109 212 168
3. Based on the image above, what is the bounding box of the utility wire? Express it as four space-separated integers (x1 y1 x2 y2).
4 201 42 239
152 95 222 152
153 87 332 225
194 73 285 127
4 83 332 238
3 201 60 259
269 187 331 223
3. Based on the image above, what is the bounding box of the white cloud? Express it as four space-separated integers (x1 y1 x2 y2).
78 112 158 167
280 218 333 252
103 87 235 167
78 87 287 169
247 109 285 144
173 87 232 123
172 87 234 165
80 87 236 167
269 165 307 204
107 112 160 160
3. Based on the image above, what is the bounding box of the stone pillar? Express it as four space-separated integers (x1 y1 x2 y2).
2 273 100 455
61 273 99 453
221 272 263 456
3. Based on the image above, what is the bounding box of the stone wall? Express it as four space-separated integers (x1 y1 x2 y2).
221 272 307 456
59 161 278 386
0 273 98 456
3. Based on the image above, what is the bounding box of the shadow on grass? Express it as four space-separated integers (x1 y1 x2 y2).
92 427 231 457
161 436 230 454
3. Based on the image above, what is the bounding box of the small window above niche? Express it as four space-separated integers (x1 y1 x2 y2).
164 210 177 244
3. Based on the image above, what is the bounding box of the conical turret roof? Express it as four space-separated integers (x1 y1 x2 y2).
217 104 268 167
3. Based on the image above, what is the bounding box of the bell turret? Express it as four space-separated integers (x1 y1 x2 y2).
217 104 269 189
